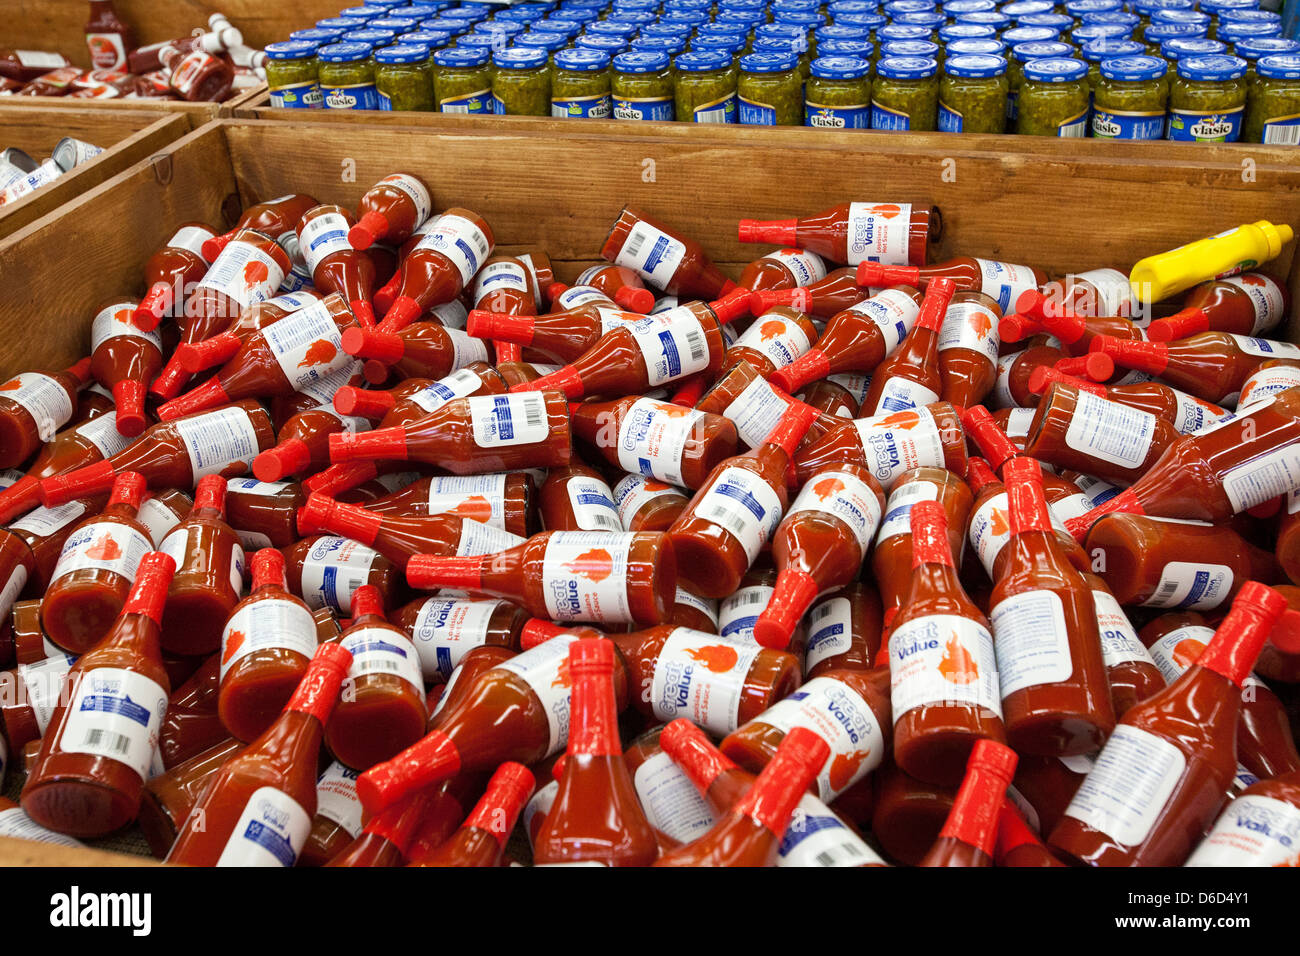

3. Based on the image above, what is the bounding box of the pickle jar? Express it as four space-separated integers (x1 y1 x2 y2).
1002 26 1061 48
675 49 739 124
1080 38 1144 97
753 36 812 80
375 43 435 110
880 39 942 68
576 34 632 60
946 38 1006 60
1000 0 1054 15
264 40 324 109
342 27 398 48
738 51 804 126
1092 54 1169 139
1151 8 1212 35
1235 37 1300 87
1243 53 1300 144
1143 22 1206 56
1162 37 1229 62
432 46 493 113
551 47 612 118
693 35 748 65
610 50 675 121
632 35 689 60
871 54 940 131
1070 23 1132 50
938 52 1009 133
1016 56 1090 137
492 46 551 115
1008 40 1073 125
805 55 872 129
818 38 876 71
1168 54 1248 142
316 41 380 110
1217 21 1285 49
515 31 572 64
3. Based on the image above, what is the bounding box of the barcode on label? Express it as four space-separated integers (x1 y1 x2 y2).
624 229 645 259
815 843 865 866
1264 124 1300 146
699 503 753 540
83 729 132 756
734 590 769 607
364 660 402 674
809 602 834 621
686 326 706 363
525 399 544 428
1154 578 1181 601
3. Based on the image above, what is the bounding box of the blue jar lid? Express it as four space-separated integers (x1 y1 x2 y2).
1257 53 1300 80
884 0 937 14
1000 0 1054 16
632 35 687 54
876 54 939 78
661 9 711 25
588 19 639 38
954 10 1011 27
368 16 422 31
1099 53 1168 80
1082 11 1141 28
811 54 872 79
818 38 875 57
612 12 661 25
317 41 376 62
1197 0 1260 12
362 0 406 7
895 10 947 29
339 6 380 19
881 39 941 58
675 49 734 71
1235 37 1300 61
456 34 501 51
1143 22 1205 41
835 11 888 28
1218 21 1283 42
739 51 801 72
944 0 999 13
1220 9 1280 25
494 45 549 69
830 0 878 12
1065 0 1122 14
1177 53 1247 81
716 8 765 27
1081 38 1144 60
516 30 569 51
576 34 630 53
940 23 998 42
265 40 321 59
1012 40 1074 63
401 29 452 47
291 27 349 43
343 27 398 44
475 20 525 37
1151 8 1211 26
1071 24 1131 44
403 3 447 17
536 17 585 35
1163 37 1228 59
374 42 431 63
1003 25 1060 45
878 23 932 41
614 0 660 10
818 23 873 42
434 46 491 66
773 9 828 27
947 37 1006 54
317 18 359 31
945 52 1008 77
1130 0 1195 13
613 49 670 72
1023 56 1089 81
553 47 611 70
424 17 473 34
694 34 747 53
441 4 489 17
756 22 809 40
497 6 547 22
1017 12 1073 29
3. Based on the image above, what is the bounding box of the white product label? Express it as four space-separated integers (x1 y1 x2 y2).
18 654 76 734
633 750 718 843
990 590 1074 697
1221 441 1300 513
1065 390 1156 469
314 762 363 838
614 220 687 290
785 469 882 554
0 564 27 620
0 372 73 442
764 249 828 286
779 795 887 867
160 527 243 595
844 288 921 355
968 491 1067 577
469 393 548 447
455 518 524 556
723 375 793 449
876 479 940 544
828 371 873 407
216 786 311 867
235 529 273 551
872 375 940 416
413 214 492 286
691 466 784 565
9 500 85 538
0 807 84 848
1004 407 1035 440
732 312 812 370
52 520 152 582
719 584 773 643
1239 365 1300 409
805 596 854 672
993 352 1018 409
292 359 362 407
59 667 167 780
938 300 1000 364
472 261 530 305
431 300 470 331
612 473 686 529
299 536 379 614
495 633 579 755
167 225 215 259
624 309 711 386
136 496 186 546
556 285 613 310
410 597 504 680
174 405 261 480
1186 794 1300 867
445 327 491 370
853 406 946 490
1232 335 1300 361
15 51 67 68
379 173 431 225
616 398 704 487
263 300 348 392
1223 275 1286 335
220 597 318 680
409 367 485 414
675 586 719 626
650 629 760 735
1142 561 1234 611
1147 625 1216 685
845 202 913 266
1063 724 1187 847
1091 589 1161 671
73 413 135 459
974 259 1039 314
889 614 1002 720
1171 390 1230 434
91 301 161 352
540 531 634 623
426 473 509 529
342 626 424 693
758 676 886 801
197 241 285 309
298 212 352 276
1071 268 1134 318
564 474 622 531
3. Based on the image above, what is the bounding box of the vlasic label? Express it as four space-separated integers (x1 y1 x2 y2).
650 628 760 735
269 81 322 109
938 300 1000 364
52 520 152 583
613 221 686 290
552 94 612 118
845 203 914 266
974 259 1039 313
633 750 717 842
540 531 635 623
617 398 705 486
495 633 579 755
59 667 167 780
412 214 492 287
469 393 548 448
323 82 378 110
1167 107 1243 143
719 584 774 643
989 590 1074 697
410 597 504 680
426 473 510 530
197 240 286 309
1186 795 1300 867
624 308 711 386
315 762 363 838
889 613 1002 720
298 214 352 274
1064 390 1156 470
691 466 784 564
738 97 777 125
174 405 261 480
0 372 72 442
1091 589 1161 671
220 597 318 680
805 596 854 672
440 88 492 113
870 100 911 130
785 469 883 554
216 787 311 867
852 406 946 490
565 474 622 531
937 102 965 132
1092 108 1164 140
612 96 674 121
1063 724 1186 847
807 101 870 129
692 92 737 123
731 311 812 370
299 536 379 614
342 626 424 694
263 300 349 392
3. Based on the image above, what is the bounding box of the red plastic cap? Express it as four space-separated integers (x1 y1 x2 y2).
407 554 483 591
200 231 232 263
1234 581 1289 622
964 455 999 491
708 288 753 325
357 730 462 816
286 641 354 725
1028 365 1098 397
108 470 147 509
909 499 953 568
333 385 394 419
466 310 536 346
40 459 117 506
768 349 830 396
614 284 655 314
737 218 797 245
254 440 310 482
467 762 536 844
968 738 1018 784
0 475 42 525
349 583 385 621
962 405 1018 472
121 550 178 622
1146 308 1207 343
304 461 379 496
342 326 405 363
568 634 615 674
379 295 423 333
300 493 382 547
1015 289 1052 322
112 380 149 438
509 366 584 399
155 376 230 422
998 314 1039 344
149 354 195 404
193 473 227 512
349 211 388 251
132 286 170 331
520 618 568 650
1001 456 1042 486
668 375 707 409
251 548 287 591
178 334 241 374
754 569 819 650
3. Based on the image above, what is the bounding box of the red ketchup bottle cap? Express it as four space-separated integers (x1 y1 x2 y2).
251 548 288 590
177 333 242 374
348 583 385 621
200 231 233 262
253 440 310 483
304 461 379 496
341 326 405 364
121 550 178 622
333 386 394 419
379 295 423 333
708 288 753 325
108 470 147 509
155 377 230 422
40 459 118 506
968 738 1019 785
300 493 382 547
520 618 569 650
328 427 409 464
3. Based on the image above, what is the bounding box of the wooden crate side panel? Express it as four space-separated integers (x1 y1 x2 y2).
0 834 158 866
0 104 165 156
3 96 221 122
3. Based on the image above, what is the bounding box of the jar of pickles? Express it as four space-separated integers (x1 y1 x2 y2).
1168 54 1248 142
872 54 940 130
611 50 675 121
1008 40 1074 125
805 55 872 128
492 46 551 116
738 51 804 125
316 41 379 110
432 46 493 114
1092 55 1169 139
375 43 434 111
1243 53 1300 144
675 49 739 123
938 53 1008 133
1016 56 1090 136
265 40 324 109
1235 37 1300 86
551 47 612 118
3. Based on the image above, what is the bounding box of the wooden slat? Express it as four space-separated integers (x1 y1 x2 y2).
0 834 160 867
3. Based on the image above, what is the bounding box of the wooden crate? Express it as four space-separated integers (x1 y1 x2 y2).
4 83 272 123
0 103 190 239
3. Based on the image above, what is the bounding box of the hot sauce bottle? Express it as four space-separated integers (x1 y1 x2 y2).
862 277 955 417
872 466 973 613
737 202 937 267
749 267 868 320
225 477 306 550
918 739 1018 867
0 358 92 469
718 306 819 379
202 195 318 263
1147 273 1289 342
394 594 526 686
1005 289 1145 356
138 736 242 857
613 474 690 532
0 411 134 524
364 472 531 537
22 551 175 837
333 364 504 430
1027 365 1230 435
165 642 352 867
1187 767 1300 867
218 549 318 743
793 401 968 490
159 654 225 769
988 457 1115 756
858 259 1047 316
1048 583 1287 867
297 204 378 328
173 291 322 373
889 500 1006 787
1090 331 1300 405
348 173 433 251
804 583 884 679
995 798 1065 867
378 209 495 331
89 298 161 437
601 206 736 299
324 784 428 868
533 638 659 867
133 222 217 330
1081 572 1165 720
938 289 1002 408
411 763 533 867
566 264 657 313
539 459 622 533
695 360 841 451
342 320 483 386
254 404 370 482
466 299 623 365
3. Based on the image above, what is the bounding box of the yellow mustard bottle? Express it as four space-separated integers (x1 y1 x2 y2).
1129 220 1294 303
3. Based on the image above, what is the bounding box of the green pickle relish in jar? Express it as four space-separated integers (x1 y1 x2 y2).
1016 56 1090 136
1243 53 1300 144
1008 40 1074 124
805 55 872 128
1236 38 1300 87
492 46 551 116
375 44 435 110
1168 54 1248 142
871 54 939 130
551 48 612 118
317 42 379 110
1092 55 1169 139
938 53 1008 133
675 50 739 124
433 46 493 114
265 40 324 109
738 51 804 125
1080 38 1144 95
611 50 675 121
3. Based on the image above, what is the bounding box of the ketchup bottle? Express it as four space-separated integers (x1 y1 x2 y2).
1048 582 1287 866
379 209 495 331
601 206 735 299
1147 273 1289 342
533 638 659 866
917 739 1018 867
738 202 936 267
173 291 322 373
938 290 1001 408
754 463 885 650
1090 332 1300 405
22 551 174 837
85 1 134 70
165 642 352 866
872 466 973 613
0 358 91 469
890 500 1006 786
343 321 490 386
0 411 135 524
1005 290 1145 356
133 222 217 331
203 195 318 264
138 736 242 857
1027 365 1230 435
411 763 533 867
567 264 657 313
995 798 1065 867
297 205 378 328
793 401 968 490
863 277 955 416
767 286 923 397
858 259 1047 315
719 306 819 378
161 45 235 102
1187 768 1300 866
326 585 428 770
158 474 244 656
1082 572 1165 720
349 174 432 251
328 391 572 475
748 267 867 320
89 298 161 437
40 471 154 654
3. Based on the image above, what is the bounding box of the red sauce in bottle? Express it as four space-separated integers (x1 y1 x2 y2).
919 739 1018 866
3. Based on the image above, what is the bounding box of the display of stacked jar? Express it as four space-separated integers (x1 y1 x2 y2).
260 0 1300 143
